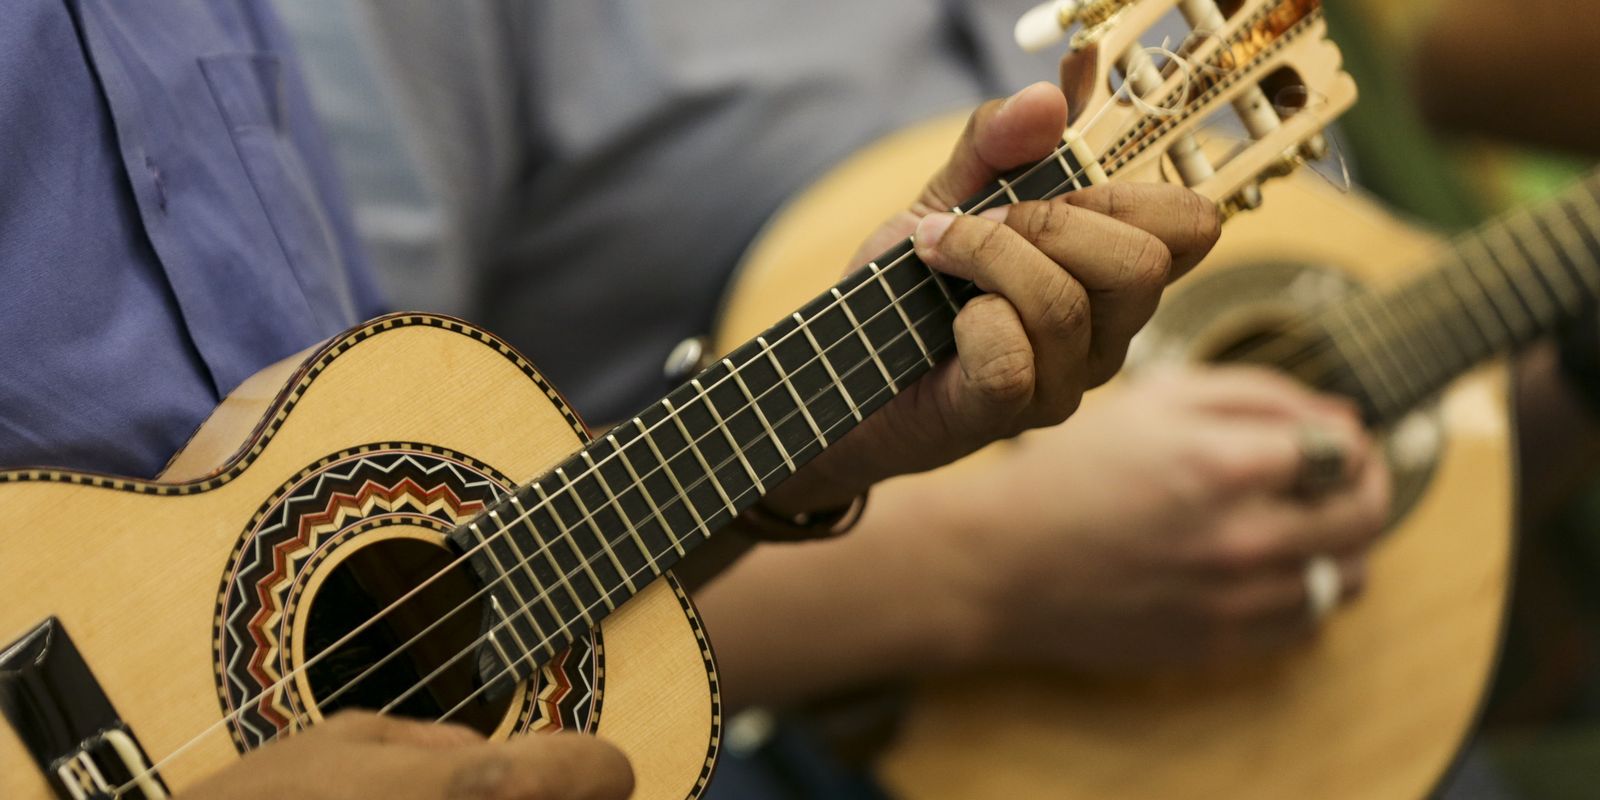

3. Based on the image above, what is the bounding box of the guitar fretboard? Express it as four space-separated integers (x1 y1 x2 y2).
448 146 1097 691
1310 171 1600 423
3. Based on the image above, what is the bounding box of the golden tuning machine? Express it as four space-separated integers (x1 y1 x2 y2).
1015 0 1139 52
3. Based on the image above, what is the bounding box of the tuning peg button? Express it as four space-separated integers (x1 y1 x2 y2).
1015 1 1082 53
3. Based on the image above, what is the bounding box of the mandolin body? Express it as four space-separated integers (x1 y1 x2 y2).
717 113 1511 799
0 316 718 799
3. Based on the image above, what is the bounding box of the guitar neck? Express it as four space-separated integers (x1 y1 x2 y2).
1317 171 1600 423
447 146 1099 688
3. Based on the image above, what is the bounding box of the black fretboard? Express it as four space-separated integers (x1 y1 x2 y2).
1285 171 1600 424
448 144 1098 690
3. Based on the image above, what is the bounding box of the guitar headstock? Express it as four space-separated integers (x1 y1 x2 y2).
1020 0 1356 216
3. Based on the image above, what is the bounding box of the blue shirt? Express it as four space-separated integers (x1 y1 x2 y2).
0 0 384 478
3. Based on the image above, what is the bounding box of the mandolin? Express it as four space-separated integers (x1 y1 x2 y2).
718 27 1600 800
0 1 1352 797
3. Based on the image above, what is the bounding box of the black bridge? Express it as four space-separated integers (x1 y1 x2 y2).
0 618 167 799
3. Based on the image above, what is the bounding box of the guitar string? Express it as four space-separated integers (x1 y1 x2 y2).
108 124 1106 800
112 95 1131 798
395 130 1253 727
386 33 1600 734
276 71 1177 732
1203 190 1600 413
429 316 968 726
113 29 1263 795
278 13 1263 729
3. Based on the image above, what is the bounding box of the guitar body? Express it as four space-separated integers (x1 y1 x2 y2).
0 316 718 799
716 114 1511 798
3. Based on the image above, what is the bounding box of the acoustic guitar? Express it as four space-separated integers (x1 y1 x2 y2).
718 42 1600 800
0 1 1352 797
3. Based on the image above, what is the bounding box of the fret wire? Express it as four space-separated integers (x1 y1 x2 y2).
1568 178 1600 234
528 483 604 620
580 450 661 578
1536 202 1600 298
793 312 863 422
758 336 827 447
485 509 551 642
1503 211 1582 316
1403 273 1485 368
1480 224 1562 325
467 519 545 652
632 418 713 541
912 245 963 313
1439 258 1515 351
662 398 738 516
1458 234 1537 339
996 176 1021 204
724 357 796 474
483 598 521 677
488 595 538 670
831 287 898 391
607 433 685 557
1326 296 1410 411
1384 280 1463 370
1360 283 1438 397
869 262 935 367
504 496 570 641
556 467 636 595
691 378 765 494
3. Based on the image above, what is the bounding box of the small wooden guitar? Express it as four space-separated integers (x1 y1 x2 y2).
719 32 1600 800
0 1 1352 797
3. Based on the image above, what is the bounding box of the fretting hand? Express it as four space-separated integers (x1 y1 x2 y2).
762 82 1222 517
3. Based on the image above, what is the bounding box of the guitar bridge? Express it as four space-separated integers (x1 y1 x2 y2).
0 618 169 799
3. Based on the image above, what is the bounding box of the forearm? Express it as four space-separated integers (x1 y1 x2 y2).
691 467 991 711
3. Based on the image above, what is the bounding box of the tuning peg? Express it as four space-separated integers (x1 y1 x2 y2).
1299 133 1330 161
1235 183 1260 211
1015 0 1086 53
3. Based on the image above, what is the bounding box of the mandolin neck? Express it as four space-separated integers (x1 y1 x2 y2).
1318 171 1600 424
446 146 1100 689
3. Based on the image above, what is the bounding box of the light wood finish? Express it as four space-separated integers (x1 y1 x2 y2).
0 318 716 799
716 112 1510 799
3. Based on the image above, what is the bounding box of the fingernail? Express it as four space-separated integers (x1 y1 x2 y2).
999 81 1051 115
916 212 956 250
977 206 1009 223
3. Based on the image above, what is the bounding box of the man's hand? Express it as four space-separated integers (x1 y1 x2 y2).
764 82 1222 516
940 367 1391 671
180 711 633 800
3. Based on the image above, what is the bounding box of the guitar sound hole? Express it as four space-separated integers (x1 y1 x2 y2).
303 538 510 734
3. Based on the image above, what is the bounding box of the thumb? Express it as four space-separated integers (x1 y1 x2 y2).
914 82 1068 214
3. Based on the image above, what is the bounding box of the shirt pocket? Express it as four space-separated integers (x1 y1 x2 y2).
199 51 351 326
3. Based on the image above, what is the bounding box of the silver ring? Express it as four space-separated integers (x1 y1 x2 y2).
1304 555 1342 623
1295 424 1347 497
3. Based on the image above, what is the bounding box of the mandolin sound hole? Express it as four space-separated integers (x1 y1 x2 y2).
303 537 510 735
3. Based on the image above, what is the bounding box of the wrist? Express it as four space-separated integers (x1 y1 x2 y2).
891 474 1005 673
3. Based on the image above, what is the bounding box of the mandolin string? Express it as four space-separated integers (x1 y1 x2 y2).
114 29 1272 795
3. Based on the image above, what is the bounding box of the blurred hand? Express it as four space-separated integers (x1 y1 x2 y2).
941 366 1391 671
766 82 1221 517
181 712 633 800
